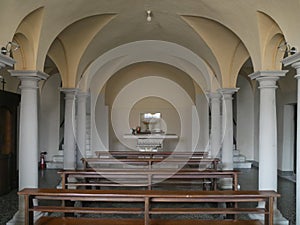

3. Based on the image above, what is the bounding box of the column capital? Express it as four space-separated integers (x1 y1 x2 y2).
248 70 287 81
77 91 89 98
0 53 15 68
291 62 300 82
206 91 221 99
60 88 79 99
60 88 78 94
282 52 300 67
292 61 300 70
295 73 300 80
218 88 239 96
9 70 49 80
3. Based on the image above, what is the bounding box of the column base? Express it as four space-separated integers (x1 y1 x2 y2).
248 208 289 225
219 177 233 190
56 177 78 189
6 210 45 225
6 211 24 225
56 180 62 189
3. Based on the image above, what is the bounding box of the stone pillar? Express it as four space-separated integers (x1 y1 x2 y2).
249 70 288 224
282 52 300 225
61 88 78 170
208 92 222 159
7 70 48 225
76 91 88 169
219 88 239 170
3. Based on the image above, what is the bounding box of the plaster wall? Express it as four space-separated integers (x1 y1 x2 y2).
195 92 209 151
39 73 60 160
236 76 254 160
277 69 297 172
253 83 260 163
280 104 295 172
92 76 197 152
91 92 108 153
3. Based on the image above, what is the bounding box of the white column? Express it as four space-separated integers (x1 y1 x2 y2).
249 70 288 225
7 70 48 225
293 63 300 225
282 52 300 225
208 92 222 159
219 88 239 172
76 91 88 169
61 88 78 170
249 71 286 191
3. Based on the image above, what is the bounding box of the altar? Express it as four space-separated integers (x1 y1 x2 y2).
123 134 178 152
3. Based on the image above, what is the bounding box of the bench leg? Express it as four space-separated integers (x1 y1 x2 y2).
144 197 150 225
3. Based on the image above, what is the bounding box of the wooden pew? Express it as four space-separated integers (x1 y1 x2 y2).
94 150 209 159
58 168 240 190
81 157 220 170
18 188 279 225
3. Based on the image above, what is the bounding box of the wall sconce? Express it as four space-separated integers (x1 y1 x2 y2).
1 41 20 56
146 10 152 22
278 42 298 56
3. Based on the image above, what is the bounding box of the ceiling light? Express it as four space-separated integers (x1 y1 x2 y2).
146 10 152 22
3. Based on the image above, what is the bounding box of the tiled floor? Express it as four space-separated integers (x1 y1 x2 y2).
238 168 296 225
0 167 296 225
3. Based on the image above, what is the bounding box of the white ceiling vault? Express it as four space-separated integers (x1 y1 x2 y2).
1 0 299 92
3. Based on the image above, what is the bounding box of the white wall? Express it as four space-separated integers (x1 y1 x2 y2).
39 74 61 160
195 92 209 151
91 92 109 153
236 76 255 160
279 104 295 171
91 76 197 152
276 68 297 172
128 97 180 151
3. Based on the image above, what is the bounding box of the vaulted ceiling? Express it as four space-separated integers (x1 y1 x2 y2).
1 0 300 90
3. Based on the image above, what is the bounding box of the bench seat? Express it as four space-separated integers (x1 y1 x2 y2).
33 205 144 214
36 217 263 225
19 188 278 225
58 169 239 190
32 205 265 215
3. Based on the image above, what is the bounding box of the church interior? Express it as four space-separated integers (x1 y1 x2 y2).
0 1 300 225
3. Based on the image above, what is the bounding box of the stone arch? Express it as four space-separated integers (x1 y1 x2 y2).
181 16 250 88
80 40 217 93
13 7 44 70
108 76 199 152
47 14 116 88
104 62 197 105
257 11 286 70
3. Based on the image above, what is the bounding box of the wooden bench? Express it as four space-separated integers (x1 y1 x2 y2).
58 168 239 190
81 157 220 170
18 188 279 225
95 150 209 159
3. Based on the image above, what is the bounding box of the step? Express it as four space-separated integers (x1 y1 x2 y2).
46 161 63 169
234 161 252 169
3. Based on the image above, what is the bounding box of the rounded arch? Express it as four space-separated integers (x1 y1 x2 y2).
257 11 286 70
46 14 116 88
12 7 44 70
104 61 197 105
12 33 33 70
264 34 285 70
79 40 218 93
109 76 199 151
